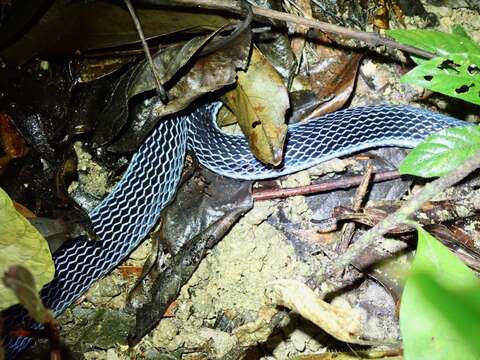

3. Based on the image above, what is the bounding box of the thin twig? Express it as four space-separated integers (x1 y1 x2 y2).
147 0 435 59
323 151 480 280
123 0 168 102
252 170 400 201
336 164 373 253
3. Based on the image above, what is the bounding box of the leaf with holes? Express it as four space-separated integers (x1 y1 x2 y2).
399 125 480 177
400 53 480 105
386 29 480 64
400 228 480 360
0 187 55 311
222 47 289 165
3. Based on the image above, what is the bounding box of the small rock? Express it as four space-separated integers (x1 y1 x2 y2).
289 329 309 352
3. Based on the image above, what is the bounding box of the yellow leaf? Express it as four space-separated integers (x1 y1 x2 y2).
0 187 55 311
223 47 289 165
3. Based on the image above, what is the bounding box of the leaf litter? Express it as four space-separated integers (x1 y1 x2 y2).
3 1 480 359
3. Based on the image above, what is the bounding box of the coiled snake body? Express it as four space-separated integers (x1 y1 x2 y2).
4 102 468 356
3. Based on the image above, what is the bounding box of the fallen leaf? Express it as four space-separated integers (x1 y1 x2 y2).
305 49 363 119
103 29 251 152
287 0 313 60
0 187 55 311
265 279 372 345
1 1 229 63
223 47 289 165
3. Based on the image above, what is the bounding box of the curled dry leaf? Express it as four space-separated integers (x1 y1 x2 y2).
105 29 251 152
305 48 363 119
223 47 289 165
265 279 372 345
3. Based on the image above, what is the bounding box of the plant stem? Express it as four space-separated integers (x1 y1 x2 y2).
146 0 435 59
252 170 399 200
123 0 168 102
324 151 480 278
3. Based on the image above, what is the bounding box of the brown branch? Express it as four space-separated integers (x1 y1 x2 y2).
323 151 480 279
252 170 400 201
123 0 168 102
148 0 435 59
336 164 373 253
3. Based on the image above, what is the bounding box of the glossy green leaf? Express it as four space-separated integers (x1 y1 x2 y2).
451 25 472 40
0 187 55 311
400 53 480 105
400 228 480 360
399 125 480 177
386 29 480 61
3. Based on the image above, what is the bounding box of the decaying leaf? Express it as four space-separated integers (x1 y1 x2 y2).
265 279 374 345
223 47 289 165
302 38 363 119
103 29 251 153
93 33 218 146
256 31 297 84
0 187 55 311
72 57 136 83
372 0 391 30
285 0 313 61
0 1 229 63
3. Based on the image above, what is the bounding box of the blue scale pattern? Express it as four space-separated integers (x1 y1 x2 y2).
3 103 468 357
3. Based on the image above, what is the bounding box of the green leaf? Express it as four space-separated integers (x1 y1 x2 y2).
400 53 480 105
451 25 472 40
400 228 480 360
399 125 480 177
0 187 55 311
386 29 480 59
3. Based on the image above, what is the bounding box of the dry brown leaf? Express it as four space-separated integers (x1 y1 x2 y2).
265 279 371 345
223 47 289 165
306 51 363 119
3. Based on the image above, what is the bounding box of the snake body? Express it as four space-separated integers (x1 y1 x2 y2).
4 102 468 356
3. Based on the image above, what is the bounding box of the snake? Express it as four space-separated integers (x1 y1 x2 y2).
3 101 468 356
